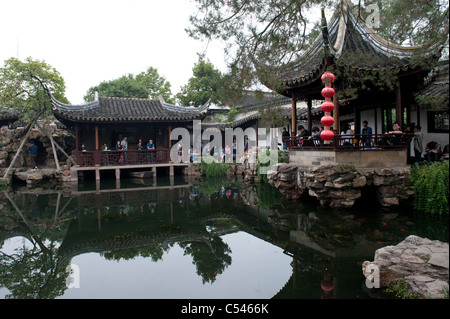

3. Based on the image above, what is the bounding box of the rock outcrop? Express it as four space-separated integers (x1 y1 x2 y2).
267 163 413 208
363 235 449 299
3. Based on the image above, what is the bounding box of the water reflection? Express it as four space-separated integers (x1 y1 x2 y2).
0 175 448 299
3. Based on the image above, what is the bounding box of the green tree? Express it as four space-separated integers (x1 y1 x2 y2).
0 57 72 181
84 67 175 103
187 0 449 91
0 57 68 121
176 59 224 106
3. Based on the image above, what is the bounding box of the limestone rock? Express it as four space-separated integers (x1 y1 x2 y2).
363 235 449 299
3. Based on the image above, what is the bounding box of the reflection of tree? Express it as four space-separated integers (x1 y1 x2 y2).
0 192 72 299
101 242 173 262
0 237 68 299
179 235 232 284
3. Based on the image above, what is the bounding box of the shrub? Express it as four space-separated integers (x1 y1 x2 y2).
410 161 449 215
201 157 228 177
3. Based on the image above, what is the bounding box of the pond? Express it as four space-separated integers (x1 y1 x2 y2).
0 175 448 299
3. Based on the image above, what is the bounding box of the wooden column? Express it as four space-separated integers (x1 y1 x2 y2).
95 125 99 150
168 125 172 148
291 97 297 136
333 92 339 132
75 124 80 152
307 97 312 132
395 82 402 125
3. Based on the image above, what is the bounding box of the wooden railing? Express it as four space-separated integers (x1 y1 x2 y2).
76 149 170 167
283 133 414 151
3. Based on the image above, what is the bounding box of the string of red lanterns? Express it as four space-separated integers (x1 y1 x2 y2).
320 71 335 142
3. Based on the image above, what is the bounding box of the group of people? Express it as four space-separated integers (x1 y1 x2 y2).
413 125 449 163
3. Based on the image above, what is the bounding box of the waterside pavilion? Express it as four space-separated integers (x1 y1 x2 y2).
49 92 210 182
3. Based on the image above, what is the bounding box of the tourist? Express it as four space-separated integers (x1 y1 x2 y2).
297 125 311 146
137 138 144 163
388 122 403 134
189 145 196 163
282 127 290 150
443 144 449 161
361 120 373 146
340 123 353 146
28 140 38 170
147 139 155 150
101 143 108 151
307 126 321 146
121 137 128 164
120 137 128 150
115 140 122 150
147 139 156 163
425 141 442 162
81 144 87 152
225 144 231 159
137 139 144 151
413 125 424 162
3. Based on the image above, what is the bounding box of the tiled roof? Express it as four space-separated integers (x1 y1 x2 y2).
258 3 444 92
0 106 20 121
415 61 449 111
51 94 210 123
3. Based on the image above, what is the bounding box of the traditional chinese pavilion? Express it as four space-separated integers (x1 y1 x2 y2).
257 2 445 137
49 92 210 180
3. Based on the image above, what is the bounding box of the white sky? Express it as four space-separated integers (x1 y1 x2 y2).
0 0 227 104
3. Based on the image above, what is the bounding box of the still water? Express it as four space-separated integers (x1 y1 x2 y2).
0 175 448 299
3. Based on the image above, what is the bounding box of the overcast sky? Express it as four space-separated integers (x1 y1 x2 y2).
0 0 227 104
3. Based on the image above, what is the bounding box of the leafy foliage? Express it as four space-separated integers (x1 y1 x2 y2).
176 59 224 106
0 57 68 122
410 161 449 215
187 0 449 93
84 67 174 103
201 156 229 177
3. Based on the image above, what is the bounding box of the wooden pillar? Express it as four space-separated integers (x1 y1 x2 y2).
395 82 402 125
354 103 361 134
115 168 120 180
333 92 339 132
291 97 297 136
307 97 312 132
95 125 99 150
75 124 80 152
168 126 172 149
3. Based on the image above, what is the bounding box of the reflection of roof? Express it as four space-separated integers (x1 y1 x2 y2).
258 3 444 93
50 94 210 123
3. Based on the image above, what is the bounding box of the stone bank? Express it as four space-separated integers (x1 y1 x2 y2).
267 163 413 208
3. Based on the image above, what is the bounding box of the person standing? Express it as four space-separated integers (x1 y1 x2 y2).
361 121 373 146
28 140 38 170
121 137 128 164
413 125 424 162
281 127 290 150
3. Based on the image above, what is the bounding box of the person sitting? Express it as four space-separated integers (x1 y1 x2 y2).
307 126 321 146
296 125 311 146
443 144 449 161
425 141 442 162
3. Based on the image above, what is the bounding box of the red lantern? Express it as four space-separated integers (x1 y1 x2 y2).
321 86 335 99
321 129 334 141
321 71 335 84
321 100 335 113
321 115 334 127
